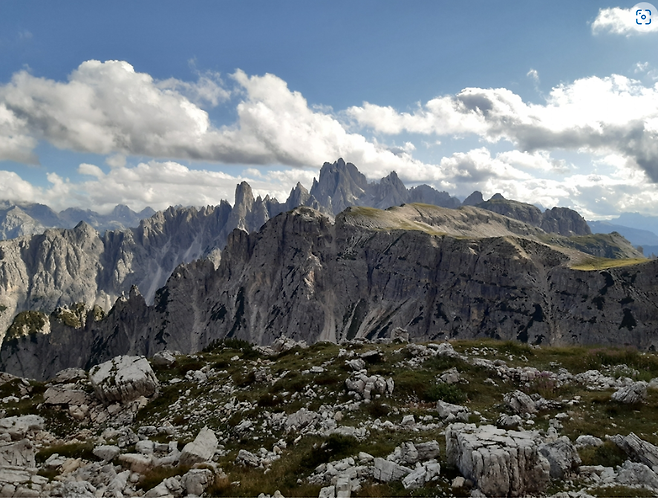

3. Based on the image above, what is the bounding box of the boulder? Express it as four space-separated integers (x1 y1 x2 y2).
416 440 441 461
437 400 469 422
401 461 441 490
182 468 214 496
0 439 35 467
615 460 658 490
0 415 44 441
497 414 523 430
439 367 460 384
504 390 537 415
236 449 260 467
575 435 603 449
43 385 90 407
345 371 393 400
611 382 647 404
373 458 412 482
318 485 335 497
51 480 96 498
92 445 121 462
179 427 218 466
609 432 658 468
52 367 87 383
152 350 176 367
538 436 581 479
445 423 550 497
89 355 159 404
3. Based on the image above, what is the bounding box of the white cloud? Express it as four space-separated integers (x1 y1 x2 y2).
527 69 540 83
591 5 658 36
348 74 658 183
78 163 104 178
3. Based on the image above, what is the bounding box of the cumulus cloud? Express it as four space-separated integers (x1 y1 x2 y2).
592 5 658 36
348 74 658 183
0 161 322 213
0 61 444 181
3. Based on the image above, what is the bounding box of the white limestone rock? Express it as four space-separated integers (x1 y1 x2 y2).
611 382 647 404
504 390 537 415
89 355 159 404
609 432 658 468
92 445 121 462
575 435 603 449
538 436 581 479
373 458 412 482
445 423 550 497
152 350 176 367
182 468 214 496
179 427 218 466
0 439 35 468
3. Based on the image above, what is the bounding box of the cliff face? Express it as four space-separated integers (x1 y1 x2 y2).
2 204 653 380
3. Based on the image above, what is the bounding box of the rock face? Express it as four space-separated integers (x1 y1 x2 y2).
445 423 551 497
179 427 218 466
0 198 652 380
89 356 159 404
476 195 591 236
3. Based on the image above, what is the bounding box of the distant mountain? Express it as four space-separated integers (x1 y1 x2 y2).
0 201 156 239
0 158 617 347
0 203 647 380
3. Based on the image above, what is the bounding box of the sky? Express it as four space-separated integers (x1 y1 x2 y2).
1 1 658 219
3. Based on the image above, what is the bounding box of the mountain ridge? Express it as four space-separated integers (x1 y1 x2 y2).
0 203 649 380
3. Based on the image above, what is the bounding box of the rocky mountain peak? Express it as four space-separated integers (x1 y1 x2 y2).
462 191 484 206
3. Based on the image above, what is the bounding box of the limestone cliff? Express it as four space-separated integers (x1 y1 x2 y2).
1 204 652 380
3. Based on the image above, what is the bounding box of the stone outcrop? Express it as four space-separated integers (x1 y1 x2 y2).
88 356 159 404
445 423 551 497
179 427 218 466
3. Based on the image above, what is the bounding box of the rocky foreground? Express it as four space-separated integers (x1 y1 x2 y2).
1 336 658 497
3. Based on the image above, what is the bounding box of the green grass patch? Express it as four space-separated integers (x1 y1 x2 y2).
571 257 649 271
36 442 96 464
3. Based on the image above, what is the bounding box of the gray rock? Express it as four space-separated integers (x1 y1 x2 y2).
236 449 260 467
182 468 214 496
51 480 97 498
445 423 550 497
402 461 441 490
497 413 523 430
439 367 460 384
152 350 176 367
373 458 412 482
43 385 90 406
504 390 537 415
609 432 658 468
415 440 441 461
436 400 469 421
0 439 35 467
53 367 87 383
89 355 159 404
0 415 44 440
319 485 335 497
538 436 581 479
92 445 121 462
575 435 603 449
345 359 366 371
611 382 647 404
179 427 218 465
615 460 658 490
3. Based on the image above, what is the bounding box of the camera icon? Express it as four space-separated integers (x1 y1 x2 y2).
636 8 652 24
632 2 657 31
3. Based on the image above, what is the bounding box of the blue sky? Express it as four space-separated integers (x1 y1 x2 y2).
1 1 658 219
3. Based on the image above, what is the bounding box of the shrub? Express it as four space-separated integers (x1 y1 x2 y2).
422 382 466 404
578 440 628 467
299 434 359 470
36 442 96 464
